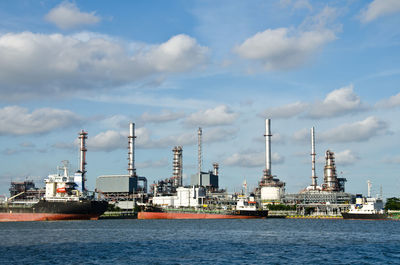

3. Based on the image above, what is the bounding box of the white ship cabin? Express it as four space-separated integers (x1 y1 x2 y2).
236 195 257 211
45 162 80 201
349 195 385 214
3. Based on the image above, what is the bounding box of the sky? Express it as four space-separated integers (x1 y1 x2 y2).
0 0 400 198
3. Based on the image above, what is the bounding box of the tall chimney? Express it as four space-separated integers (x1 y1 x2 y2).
198 127 202 186
264 119 272 177
128 123 136 177
78 130 88 191
311 127 317 189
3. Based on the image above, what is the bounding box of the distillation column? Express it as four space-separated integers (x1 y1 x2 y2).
172 146 183 187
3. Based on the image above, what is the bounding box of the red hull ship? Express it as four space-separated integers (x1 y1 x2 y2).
138 211 267 219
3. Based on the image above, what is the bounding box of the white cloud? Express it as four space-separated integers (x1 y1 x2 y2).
87 126 237 152
359 0 400 23
223 151 284 168
185 105 238 126
306 85 367 118
45 1 101 30
320 116 388 143
88 130 126 152
260 102 309 119
234 27 335 70
375 92 400 108
334 149 359 166
0 105 81 135
0 32 208 101
140 110 185 123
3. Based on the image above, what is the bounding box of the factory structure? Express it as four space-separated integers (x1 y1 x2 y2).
282 127 353 215
96 123 148 209
93 118 354 216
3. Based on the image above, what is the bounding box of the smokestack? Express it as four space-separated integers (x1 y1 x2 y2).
264 119 272 177
367 180 371 198
128 123 136 177
311 127 317 189
172 146 183 187
198 127 202 186
213 162 219 176
78 130 88 191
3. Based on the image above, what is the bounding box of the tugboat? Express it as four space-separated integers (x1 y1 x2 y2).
0 131 108 222
342 181 387 220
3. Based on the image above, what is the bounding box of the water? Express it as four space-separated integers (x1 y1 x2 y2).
1 219 400 264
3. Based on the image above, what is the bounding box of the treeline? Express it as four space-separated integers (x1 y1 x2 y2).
385 197 400 210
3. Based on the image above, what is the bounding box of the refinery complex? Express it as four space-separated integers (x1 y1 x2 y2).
92 118 355 217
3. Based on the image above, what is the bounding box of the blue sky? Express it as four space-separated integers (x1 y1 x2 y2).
1 0 400 198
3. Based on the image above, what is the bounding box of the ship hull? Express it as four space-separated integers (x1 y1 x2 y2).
138 210 268 220
0 200 108 222
342 212 387 220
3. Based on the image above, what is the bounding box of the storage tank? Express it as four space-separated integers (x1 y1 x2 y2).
261 186 284 201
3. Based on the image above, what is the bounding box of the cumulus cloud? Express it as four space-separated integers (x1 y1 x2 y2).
0 105 81 135
260 102 309 119
375 92 400 109
140 110 185 123
306 85 367 119
359 0 400 23
185 105 238 126
223 151 284 168
0 32 208 101
45 1 101 29
320 116 388 143
87 130 126 152
234 7 337 71
334 149 359 166
86 126 237 152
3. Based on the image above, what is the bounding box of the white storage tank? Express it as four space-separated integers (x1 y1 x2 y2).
261 186 284 201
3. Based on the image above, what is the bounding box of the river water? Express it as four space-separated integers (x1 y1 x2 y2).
0 219 399 264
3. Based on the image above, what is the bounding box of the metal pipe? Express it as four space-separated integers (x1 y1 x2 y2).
311 127 317 189
264 119 272 176
128 123 136 177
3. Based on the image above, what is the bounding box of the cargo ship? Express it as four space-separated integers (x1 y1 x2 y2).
0 131 108 222
138 194 268 219
0 163 108 222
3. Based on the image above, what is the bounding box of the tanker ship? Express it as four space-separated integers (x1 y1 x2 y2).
0 131 108 222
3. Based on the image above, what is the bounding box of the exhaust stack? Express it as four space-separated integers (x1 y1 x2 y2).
213 162 219 176
128 123 136 177
198 127 203 186
264 119 272 178
78 130 88 191
311 127 317 190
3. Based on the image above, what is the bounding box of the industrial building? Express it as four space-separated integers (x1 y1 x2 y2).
95 123 147 206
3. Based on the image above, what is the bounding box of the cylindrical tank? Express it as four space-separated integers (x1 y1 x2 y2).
260 186 283 201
